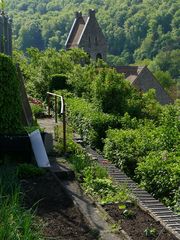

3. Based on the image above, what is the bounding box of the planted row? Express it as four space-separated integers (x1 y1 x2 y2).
103 102 180 208
63 138 133 205
136 151 180 211
66 97 121 149
104 123 162 176
104 102 180 174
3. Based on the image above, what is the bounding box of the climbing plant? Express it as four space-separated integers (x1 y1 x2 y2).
0 53 23 134
0 0 5 11
0 0 5 53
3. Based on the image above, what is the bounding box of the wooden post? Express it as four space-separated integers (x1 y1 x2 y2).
55 96 58 123
63 101 66 154
48 94 51 117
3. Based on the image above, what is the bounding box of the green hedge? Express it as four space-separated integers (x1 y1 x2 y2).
0 54 23 134
104 102 180 176
49 73 68 91
66 97 121 149
136 151 180 208
104 124 162 176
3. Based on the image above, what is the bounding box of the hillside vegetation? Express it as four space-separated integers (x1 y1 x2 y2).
17 47 179 212
6 0 179 58
6 0 179 97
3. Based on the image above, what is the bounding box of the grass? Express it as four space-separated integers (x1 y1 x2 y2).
0 165 43 240
54 123 76 155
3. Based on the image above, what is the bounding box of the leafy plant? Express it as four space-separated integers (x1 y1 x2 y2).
100 185 133 205
0 0 5 11
136 151 180 206
173 188 180 214
67 97 121 149
68 153 90 175
17 163 46 178
122 209 135 219
31 104 45 118
90 67 134 115
118 204 126 210
104 101 180 178
54 124 74 150
62 139 133 205
104 123 162 176
144 226 157 238
82 163 133 204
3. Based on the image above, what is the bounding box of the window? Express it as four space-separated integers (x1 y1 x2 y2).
96 53 102 60
95 37 98 46
88 36 91 47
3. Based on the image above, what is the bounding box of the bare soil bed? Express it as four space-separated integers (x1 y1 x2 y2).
21 172 95 240
103 203 178 240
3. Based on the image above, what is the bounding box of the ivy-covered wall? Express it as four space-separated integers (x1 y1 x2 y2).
0 53 22 134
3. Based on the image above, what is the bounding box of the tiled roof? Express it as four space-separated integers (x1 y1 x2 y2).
115 66 145 79
65 16 89 48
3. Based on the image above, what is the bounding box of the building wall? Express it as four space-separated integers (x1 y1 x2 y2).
0 12 12 56
134 67 173 105
79 10 107 61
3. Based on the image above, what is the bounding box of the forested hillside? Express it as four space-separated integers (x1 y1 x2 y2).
6 0 179 58
5 0 179 96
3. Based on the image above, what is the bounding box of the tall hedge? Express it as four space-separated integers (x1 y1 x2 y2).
49 73 68 91
0 54 22 134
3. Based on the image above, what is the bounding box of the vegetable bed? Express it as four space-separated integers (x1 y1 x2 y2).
103 203 178 240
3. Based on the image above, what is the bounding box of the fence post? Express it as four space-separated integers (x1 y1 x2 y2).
55 96 58 123
63 100 66 154
48 94 51 117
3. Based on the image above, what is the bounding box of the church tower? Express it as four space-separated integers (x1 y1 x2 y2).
65 9 107 61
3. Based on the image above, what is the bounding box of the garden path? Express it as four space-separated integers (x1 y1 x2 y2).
38 117 180 239
38 117 125 240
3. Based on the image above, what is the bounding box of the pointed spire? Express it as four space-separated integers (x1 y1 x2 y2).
88 9 96 18
75 11 82 18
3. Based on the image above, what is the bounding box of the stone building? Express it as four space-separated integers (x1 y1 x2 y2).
115 66 173 105
65 9 107 61
0 11 12 56
65 10 172 105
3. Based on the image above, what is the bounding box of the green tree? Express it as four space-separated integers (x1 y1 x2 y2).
91 67 132 114
18 22 44 51
154 70 175 89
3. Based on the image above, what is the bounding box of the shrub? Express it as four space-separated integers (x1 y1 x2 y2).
0 54 23 134
91 67 136 115
67 63 94 98
67 97 121 149
49 73 68 91
104 124 162 176
135 151 180 206
104 101 180 177
159 102 180 151
31 103 45 118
